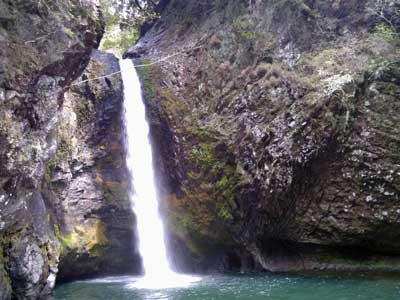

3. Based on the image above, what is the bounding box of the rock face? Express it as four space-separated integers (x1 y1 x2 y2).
46 49 141 281
126 0 400 272
0 0 399 297
0 1 139 299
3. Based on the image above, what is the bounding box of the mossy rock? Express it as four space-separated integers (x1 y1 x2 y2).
0 246 11 300
57 221 109 257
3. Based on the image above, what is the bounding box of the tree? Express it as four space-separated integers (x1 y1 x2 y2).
99 0 161 57
367 0 400 46
367 0 400 32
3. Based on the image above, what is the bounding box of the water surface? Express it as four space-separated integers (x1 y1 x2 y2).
54 273 400 300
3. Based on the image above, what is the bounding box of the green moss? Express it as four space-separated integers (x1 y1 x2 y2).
216 202 234 222
159 89 188 120
232 17 258 42
190 143 218 169
75 99 92 125
77 221 108 256
61 232 80 249
45 138 73 183
373 24 400 46
53 224 63 241
215 173 237 222
0 246 11 296
166 125 240 250
383 83 398 96
55 221 109 257
136 60 156 100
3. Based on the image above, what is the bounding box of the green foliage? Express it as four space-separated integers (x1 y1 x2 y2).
168 128 240 242
215 175 236 222
190 143 217 170
53 224 64 244
99 0 160 57
215 163 239 219
374 23 399 45
100 25 139 57
60 232 80 249
0 245 11 295
232 17 257 42
55 222 108 257
75 99 92 125
45 138 73 182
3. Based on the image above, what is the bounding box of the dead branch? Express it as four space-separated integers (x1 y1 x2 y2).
25 30 58 44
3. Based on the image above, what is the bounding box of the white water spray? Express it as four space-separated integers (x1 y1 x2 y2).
119 59 199 289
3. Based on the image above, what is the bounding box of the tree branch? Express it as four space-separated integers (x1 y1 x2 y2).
24 30 58 44
134 0 143 10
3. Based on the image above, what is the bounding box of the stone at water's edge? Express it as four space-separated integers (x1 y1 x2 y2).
127 0 400 273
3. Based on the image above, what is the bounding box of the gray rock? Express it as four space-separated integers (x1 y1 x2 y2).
0 264 11 300
133 0 400 273
0 0 103 298
49 50 141 281
0 88 5 102
5 90 21 101
8 239 45 300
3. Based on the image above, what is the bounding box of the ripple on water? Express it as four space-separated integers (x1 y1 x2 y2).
55 273 400 300
125 273 201 290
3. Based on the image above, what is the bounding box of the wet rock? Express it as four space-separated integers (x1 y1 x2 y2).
0 0 103 298
0 88 5 102
135 0 400 272
47 50 141 281
8 241 45 299
123 43 147 59
0 251 11 300
4 90 21 101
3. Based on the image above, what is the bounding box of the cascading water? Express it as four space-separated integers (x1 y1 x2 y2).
119 59 199 289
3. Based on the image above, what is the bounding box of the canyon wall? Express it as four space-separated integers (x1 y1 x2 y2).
0 1 140 299
1 0 399 298
125 0 400 273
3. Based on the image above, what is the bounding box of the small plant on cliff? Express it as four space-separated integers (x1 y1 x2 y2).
184 136 239 227
368 0 399 30
232 17 257 42
374 23 399 45
368 0 400 44
135 59 156 99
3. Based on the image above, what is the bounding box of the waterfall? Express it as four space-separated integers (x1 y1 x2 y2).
119 59 199 289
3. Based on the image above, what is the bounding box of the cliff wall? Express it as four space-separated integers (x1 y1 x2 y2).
125 0 400 273
0 1 140 299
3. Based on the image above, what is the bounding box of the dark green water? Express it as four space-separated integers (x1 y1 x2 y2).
54 273 400 300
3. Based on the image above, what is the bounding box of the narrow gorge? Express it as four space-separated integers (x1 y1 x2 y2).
0 0 399 299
